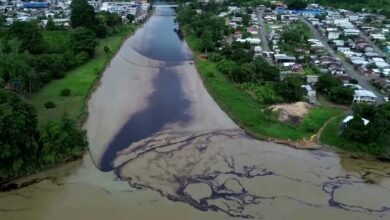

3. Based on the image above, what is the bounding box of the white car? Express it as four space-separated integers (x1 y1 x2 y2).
384 97 389 102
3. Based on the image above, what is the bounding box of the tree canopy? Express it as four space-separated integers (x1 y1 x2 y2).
287 0 308 10
70 27 97 58
8 21 45 54
70 0 97 31
0 89 39 176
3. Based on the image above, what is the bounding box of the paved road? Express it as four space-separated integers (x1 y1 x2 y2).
257 10 270 52
299 17 384 104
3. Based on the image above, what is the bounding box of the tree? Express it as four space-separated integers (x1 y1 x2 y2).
349 78 359 84
200 30 214 54
98 11 122 27
280 21 311 45
366 103 390 144
253 57 280 82
70 27 97 58
352 103 376 119
126 14 135 23
329 87 354 104
0 13 5 27
344 116 369 142
317 74 342 93
8 21 45 54
46 18 57 31
7 38 21 54
217 59 236 76
277 76 303 103
242 14 251 26
0 54 33 94
70 0 97 31
287 0 308 10
40 117 87 165
0 89 40 176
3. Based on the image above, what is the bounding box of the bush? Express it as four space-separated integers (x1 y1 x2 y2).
329 87 354 104
206 71 215 78
44 101 56 109
208 52 223 62
60 88 71 97
74 51 90 66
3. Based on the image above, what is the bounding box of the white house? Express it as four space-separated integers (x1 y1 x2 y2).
353 89 377 104
370 34 386 41
342 115 370 126
245 37 261 45
344 28 360 36
328 31 341 40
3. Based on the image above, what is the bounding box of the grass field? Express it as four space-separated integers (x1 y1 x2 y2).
29 25 136 127
195 59 342 140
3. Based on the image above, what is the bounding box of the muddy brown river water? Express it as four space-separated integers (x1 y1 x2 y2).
1 7 390 220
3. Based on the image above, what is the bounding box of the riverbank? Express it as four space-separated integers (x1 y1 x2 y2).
190 50 341 142
0 24 140 185
188 41 390 159
29 24 138 127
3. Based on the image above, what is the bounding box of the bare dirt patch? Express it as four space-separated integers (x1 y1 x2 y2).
270 102 310 123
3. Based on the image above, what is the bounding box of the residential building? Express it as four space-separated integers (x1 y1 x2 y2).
353 89 377 104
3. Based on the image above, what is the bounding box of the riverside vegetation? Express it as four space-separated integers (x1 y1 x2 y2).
177 2 390 158
0 0 138 180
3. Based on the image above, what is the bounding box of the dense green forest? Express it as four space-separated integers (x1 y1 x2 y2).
0 0 134 180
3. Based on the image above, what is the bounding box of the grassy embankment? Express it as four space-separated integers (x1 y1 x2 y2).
29 24 137 127
187 37 342 141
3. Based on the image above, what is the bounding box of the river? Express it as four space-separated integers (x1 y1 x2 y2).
1 6 390 220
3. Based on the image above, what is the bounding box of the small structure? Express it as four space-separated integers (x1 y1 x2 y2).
343 28 360 36
342 115 370 127
23 2 50 8
306 75 319 85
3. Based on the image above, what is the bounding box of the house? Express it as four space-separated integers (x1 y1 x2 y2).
353 89 377 104
23 2 50 9
342 115 370 127
274 54 296 63
328 31 341 40
350 57 368 66
254 46 262 53
343 28 360 36
348 15 359 22
370 34 386 41
245 37 261 44
302 85 316 104
306 75 319 85
332 40 345 47
318 56 340 65
337 75 352 83
337 47 350 53
385 46 390 54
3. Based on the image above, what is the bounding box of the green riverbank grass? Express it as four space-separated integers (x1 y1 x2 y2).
195 59 342 140
29 25 136 127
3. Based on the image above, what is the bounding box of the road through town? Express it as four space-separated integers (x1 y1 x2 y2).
300 17 384 104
